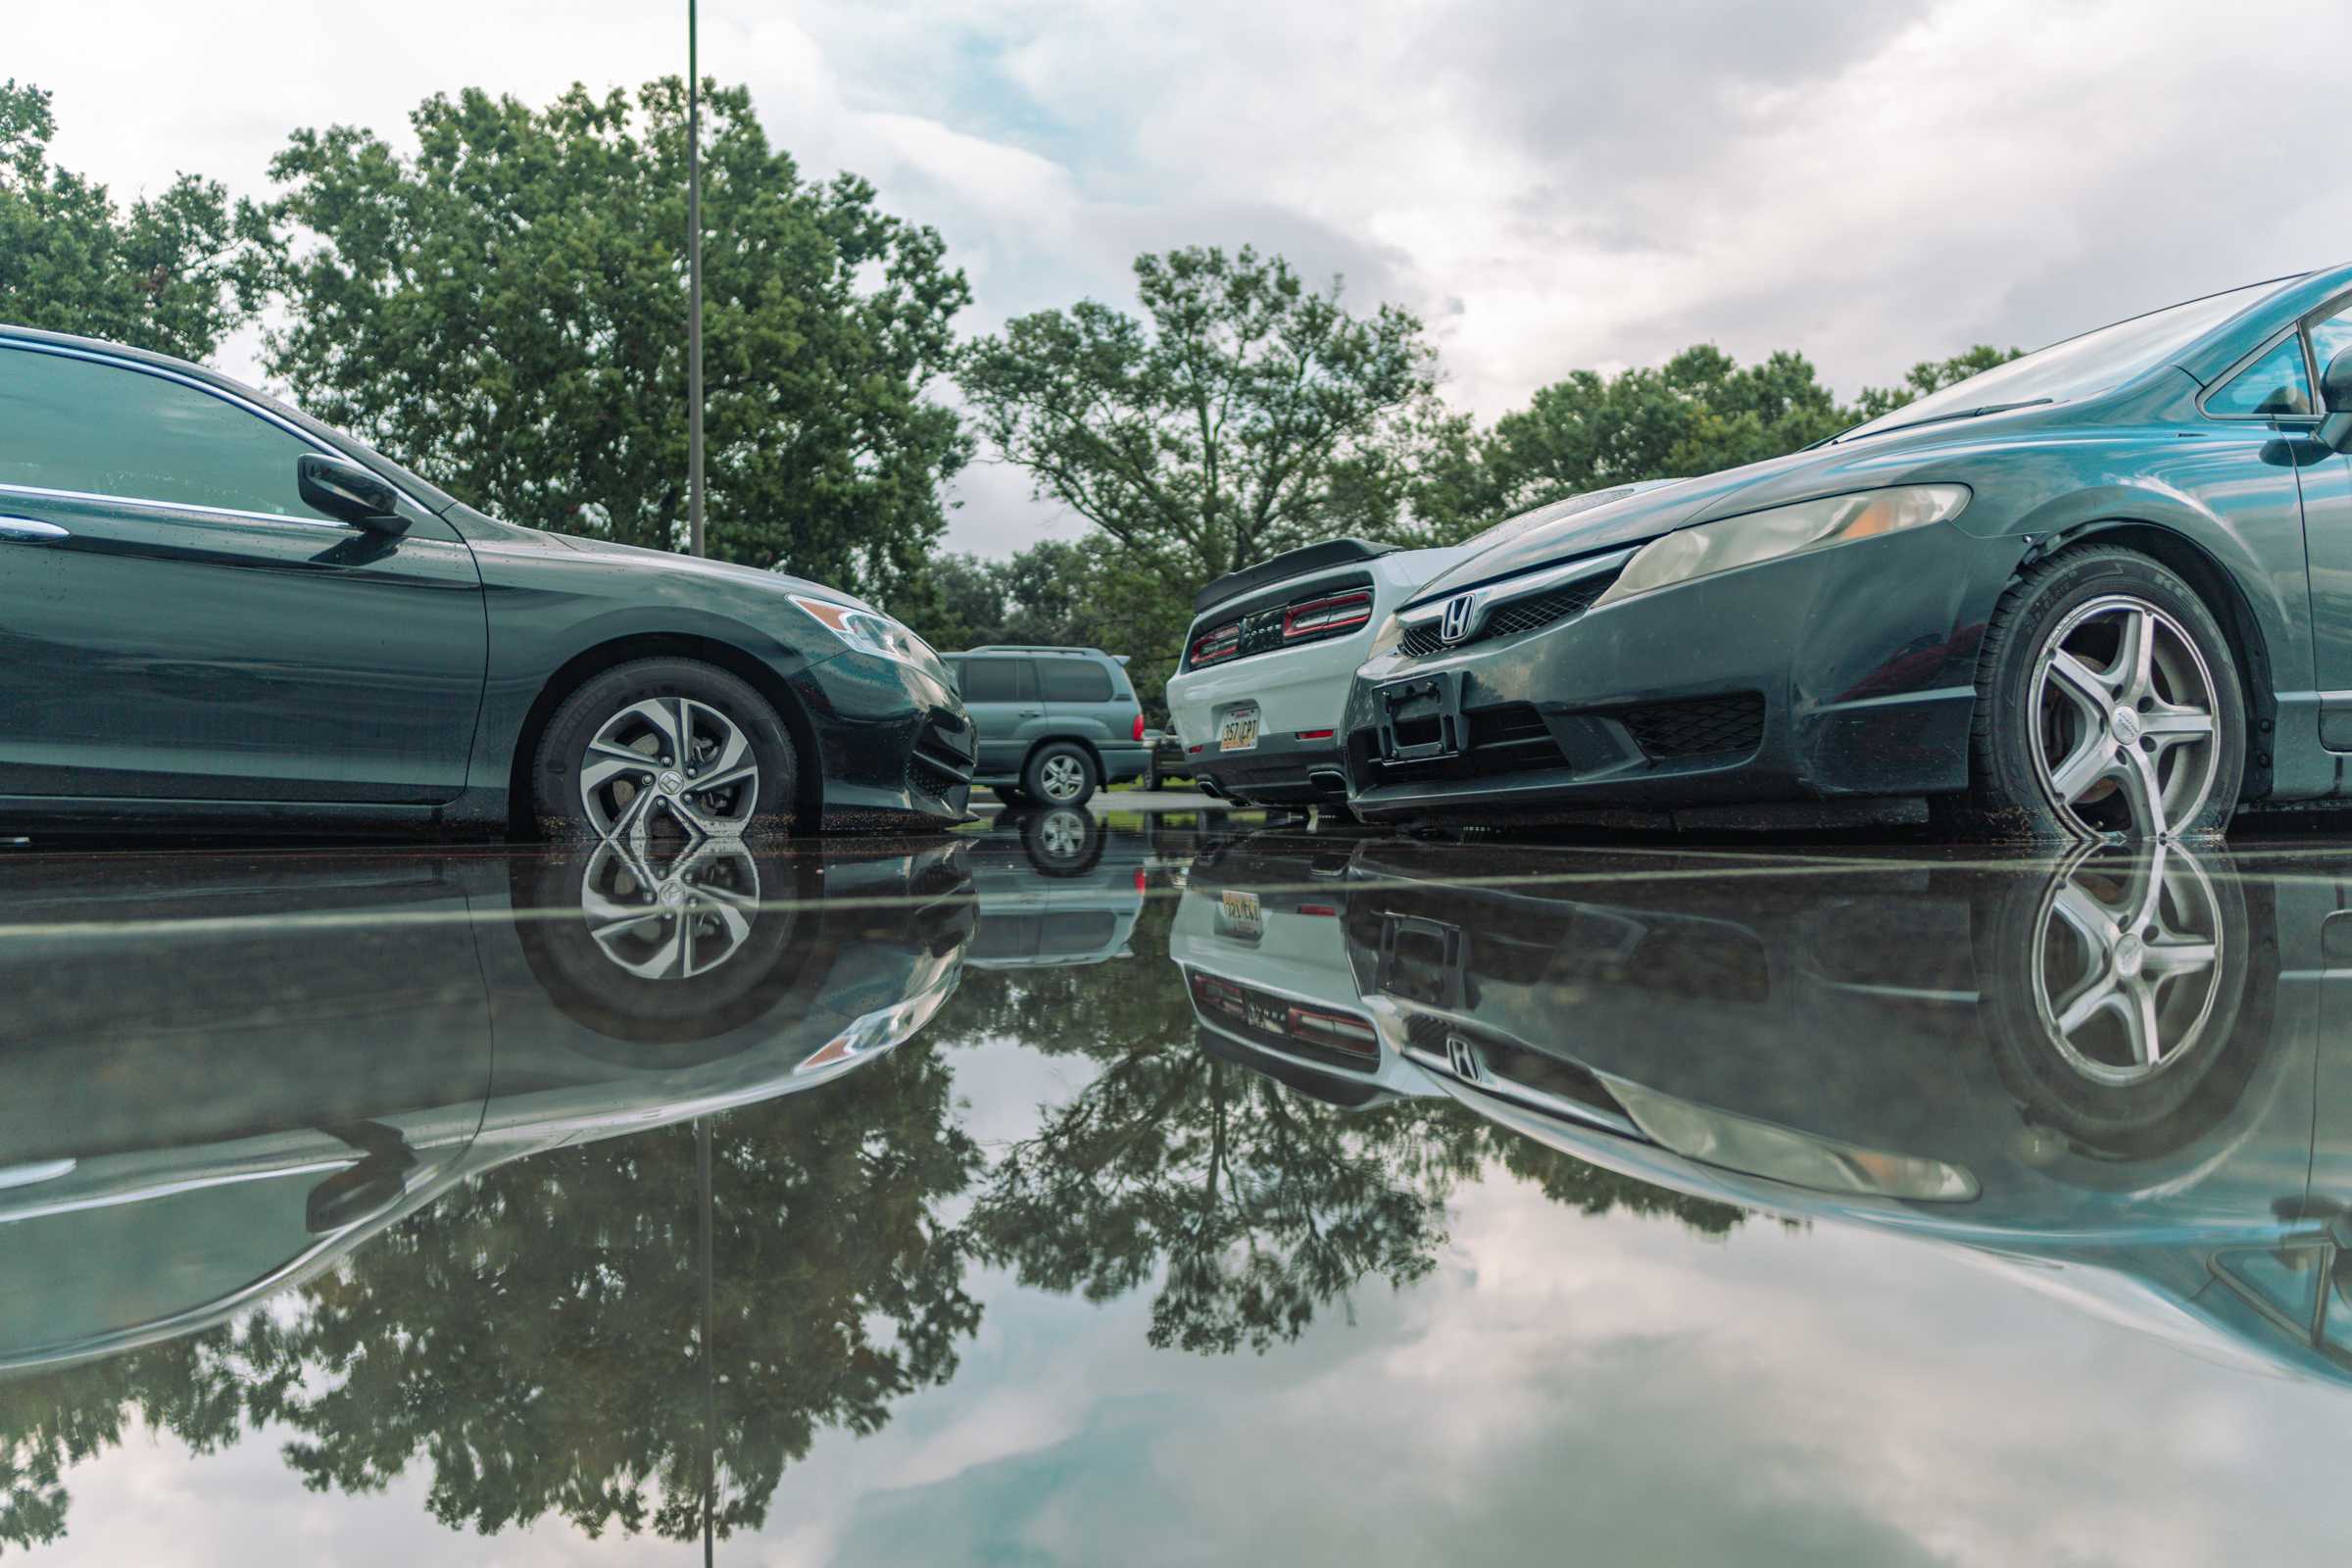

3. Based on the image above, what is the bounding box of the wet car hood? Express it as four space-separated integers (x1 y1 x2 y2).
539 529 867 609
1405 451 1831 609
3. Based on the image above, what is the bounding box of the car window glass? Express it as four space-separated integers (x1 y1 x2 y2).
0 348 337 520
959 659 1034 703
1039 660 1113 702
2215 1246 2326 1338
2308 305 2352 397
2205 336 2313 417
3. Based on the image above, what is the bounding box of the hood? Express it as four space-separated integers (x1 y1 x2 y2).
542 531 867 608
1404 454 1830 609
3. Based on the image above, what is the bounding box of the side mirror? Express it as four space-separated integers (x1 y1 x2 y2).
2319 346 2352 454
298 454 408 533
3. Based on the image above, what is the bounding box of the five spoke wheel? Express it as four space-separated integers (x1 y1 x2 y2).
2030 595 2219 839
2032 843 2223 1085
579 697 760 847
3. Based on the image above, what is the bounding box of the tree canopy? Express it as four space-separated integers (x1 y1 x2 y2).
0 79 264 361
253 78 970 598
959 245 1465 595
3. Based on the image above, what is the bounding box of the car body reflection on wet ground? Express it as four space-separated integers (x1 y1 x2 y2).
6 814 2352 1561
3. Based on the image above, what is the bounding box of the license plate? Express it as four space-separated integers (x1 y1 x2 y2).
1220 889 1263 940
1375 673 1461 761
1219 707 1260 752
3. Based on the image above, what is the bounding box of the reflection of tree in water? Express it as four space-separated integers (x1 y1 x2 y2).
0 1043 978 1549
933 897 1746 1356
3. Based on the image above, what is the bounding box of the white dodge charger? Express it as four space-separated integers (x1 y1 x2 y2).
1168 485 1668 808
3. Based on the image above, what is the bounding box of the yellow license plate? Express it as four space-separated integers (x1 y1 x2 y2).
1219 709 1260 752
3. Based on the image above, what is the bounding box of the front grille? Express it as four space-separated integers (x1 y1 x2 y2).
1616 693 1766 760
906 714 976 803
1400 1015 1625 1117
1397 569 1620 660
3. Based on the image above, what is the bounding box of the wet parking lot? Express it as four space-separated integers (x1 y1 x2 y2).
8 808 2352 1562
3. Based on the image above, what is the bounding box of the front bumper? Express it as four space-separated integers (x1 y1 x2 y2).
787 652 976 830
1343 523 2027 824
1192 730 1348 805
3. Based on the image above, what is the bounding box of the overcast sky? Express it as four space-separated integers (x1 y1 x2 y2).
15 0 2347 555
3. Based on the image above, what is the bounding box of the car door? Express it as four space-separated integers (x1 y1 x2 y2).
958 656 1044 774
0 343 487 803
2272 299 2352 746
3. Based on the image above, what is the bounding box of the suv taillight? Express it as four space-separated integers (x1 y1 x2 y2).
1133 711 1146 741
1282 591 1372 640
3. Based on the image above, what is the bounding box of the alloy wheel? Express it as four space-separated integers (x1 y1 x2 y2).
2030 843 2223 1085
578 696 760 846
1037 808 1088 860
578 836 763 980
2028 595 2219 838
1039 754 1087 802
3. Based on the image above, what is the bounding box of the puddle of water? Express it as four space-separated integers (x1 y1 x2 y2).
6 814 2352 1562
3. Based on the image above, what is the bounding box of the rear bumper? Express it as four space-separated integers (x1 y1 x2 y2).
1192 731 1348 804
1341 523 2025 824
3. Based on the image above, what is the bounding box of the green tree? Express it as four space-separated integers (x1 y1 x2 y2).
959 245 1465 595
0 79 265 360
1848 343 2026 423
1457 345 1850 526
254 78 969 597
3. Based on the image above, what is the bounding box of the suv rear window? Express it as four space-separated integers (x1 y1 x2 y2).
1039 660 1114 703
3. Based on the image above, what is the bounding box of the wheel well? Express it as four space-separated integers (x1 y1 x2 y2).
2045 522 2278 799
505 634 824 837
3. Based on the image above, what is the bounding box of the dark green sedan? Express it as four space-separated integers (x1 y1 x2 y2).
0 326 976 839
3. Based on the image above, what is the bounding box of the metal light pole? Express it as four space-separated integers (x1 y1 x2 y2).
686 0 706 559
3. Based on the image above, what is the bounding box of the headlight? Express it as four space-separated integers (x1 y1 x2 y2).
1591 484 1970 610
1366 612 1405 659
790 595 949 685
795 971 959 1074
1604 1075 1977 1201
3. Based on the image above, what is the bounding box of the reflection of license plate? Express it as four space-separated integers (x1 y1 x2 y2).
1219 708 1260 752
1220 889 1262 939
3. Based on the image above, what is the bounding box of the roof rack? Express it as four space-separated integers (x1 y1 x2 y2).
961 644 1115 659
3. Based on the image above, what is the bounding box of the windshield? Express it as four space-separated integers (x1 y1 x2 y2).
1838 277 2298 442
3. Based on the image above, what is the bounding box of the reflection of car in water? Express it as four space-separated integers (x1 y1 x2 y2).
1171 828 1439 1109
1317 838 2352 1387
962 809 1152 970
0 839 972 1375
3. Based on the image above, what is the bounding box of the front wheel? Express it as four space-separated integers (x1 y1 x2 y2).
1946 547 2243 842
530 658 799 842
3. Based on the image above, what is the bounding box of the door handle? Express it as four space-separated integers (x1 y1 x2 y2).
1018 709 1043 717
0 516 70 542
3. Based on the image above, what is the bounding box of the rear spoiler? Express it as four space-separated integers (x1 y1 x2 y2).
1193 537 1398 616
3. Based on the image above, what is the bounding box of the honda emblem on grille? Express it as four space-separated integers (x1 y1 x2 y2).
1439 594 1475 644
1446 1033 1480 1082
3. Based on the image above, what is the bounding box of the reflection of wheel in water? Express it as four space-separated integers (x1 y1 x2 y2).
1019 806 1102 876
512 841 827 1060
2033 842 2222 1085
583 837 761 979
1977 841 2270 1161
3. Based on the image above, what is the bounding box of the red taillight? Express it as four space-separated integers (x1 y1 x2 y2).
1135 869 1149 894
1133 712 1146 741
1298 903 1338 917
1188 744 1204 755
1282 591 1372 640
1286 1004 1378 1060
1192 623 1241 665
1295 728 1335 741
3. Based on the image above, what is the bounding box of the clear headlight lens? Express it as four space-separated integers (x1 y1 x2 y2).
790 595 949 685
795 971 958 1074
1591 484 1971 610
1605 1075 1978 1201
1366 612 1405 659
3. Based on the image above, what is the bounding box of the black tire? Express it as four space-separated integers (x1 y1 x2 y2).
1942 546 2244 842
1146 761 1163 792
1023 741 1098 808
531 658 799 841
